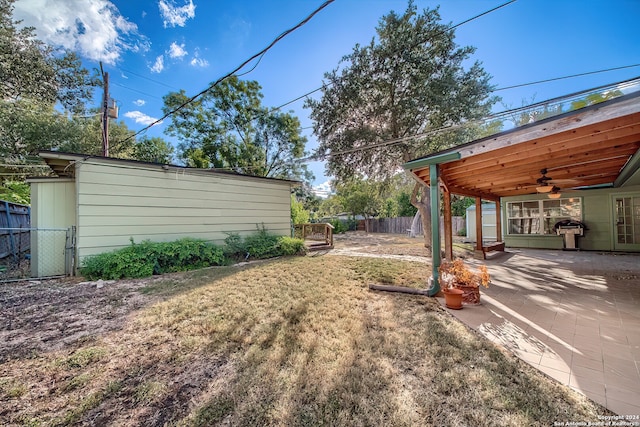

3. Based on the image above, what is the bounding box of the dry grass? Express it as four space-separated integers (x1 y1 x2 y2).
0 255 607 426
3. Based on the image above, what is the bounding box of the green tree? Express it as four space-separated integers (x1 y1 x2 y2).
57 115 136 158
291 194 310 225
293 184 322 221
0 0 97 112
0 180 29 204
335 178 383 231
451 195 475 217
306 3 496 253
317 195 343 219
396 191 418 217
163 76 311 181
132 136 175 164
0 0 99 183
380 197 398 218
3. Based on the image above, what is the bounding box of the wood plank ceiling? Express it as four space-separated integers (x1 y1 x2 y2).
409 100 640 200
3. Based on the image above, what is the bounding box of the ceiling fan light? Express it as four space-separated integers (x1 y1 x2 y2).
548 192 561 199
536 185 554 193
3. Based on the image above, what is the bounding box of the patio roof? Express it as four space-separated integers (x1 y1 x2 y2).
404 91 640 200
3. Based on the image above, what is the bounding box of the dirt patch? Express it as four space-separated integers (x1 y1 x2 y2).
331 231 473 260
0 277 160 363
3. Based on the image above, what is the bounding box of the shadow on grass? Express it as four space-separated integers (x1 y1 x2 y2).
6 256 610 426
188 293 604 426
0 262 270 365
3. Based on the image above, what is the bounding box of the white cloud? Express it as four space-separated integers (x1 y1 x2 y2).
190 56 209 68
189 49 208 68
12 0 149 65
150 55 164 73
312 181 333 198
133 99 146 106
168 41 187 59
125 111 162 126
158 0 195 28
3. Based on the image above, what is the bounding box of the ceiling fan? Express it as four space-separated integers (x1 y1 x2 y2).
535 168 580 195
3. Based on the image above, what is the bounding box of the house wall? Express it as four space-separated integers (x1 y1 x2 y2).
29 179 76 276
75 161 292 260
501 184 640 251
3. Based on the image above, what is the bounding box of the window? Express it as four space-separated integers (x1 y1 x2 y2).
507 198 581 235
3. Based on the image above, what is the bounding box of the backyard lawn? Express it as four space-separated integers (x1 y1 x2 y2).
0 247 608 425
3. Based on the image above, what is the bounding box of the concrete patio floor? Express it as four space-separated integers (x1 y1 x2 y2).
441 248 640 416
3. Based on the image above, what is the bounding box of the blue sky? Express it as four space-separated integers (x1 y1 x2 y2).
11 0 640 192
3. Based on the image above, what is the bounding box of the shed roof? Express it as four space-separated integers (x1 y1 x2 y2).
37 151 301 186
404 91 640 200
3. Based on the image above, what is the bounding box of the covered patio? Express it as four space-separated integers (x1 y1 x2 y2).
404 89 640 292
456 249 640 416
403 87 640 415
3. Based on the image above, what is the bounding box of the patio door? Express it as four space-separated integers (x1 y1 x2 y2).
613 195 640 251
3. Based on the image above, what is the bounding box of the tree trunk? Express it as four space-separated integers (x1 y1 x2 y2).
410 182 432 256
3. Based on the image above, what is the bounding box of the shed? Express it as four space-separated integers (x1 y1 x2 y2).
28 152 298 277
465 204 497 241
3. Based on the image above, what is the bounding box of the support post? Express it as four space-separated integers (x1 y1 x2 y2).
495 200 502 242
429 164 441 296
443 189 453 261
100 62 110 157
475 197 483 252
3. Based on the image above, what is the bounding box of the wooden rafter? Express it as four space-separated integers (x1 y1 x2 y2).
407 94 640 199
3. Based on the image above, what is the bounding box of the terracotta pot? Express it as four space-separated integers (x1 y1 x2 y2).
443 288 464 310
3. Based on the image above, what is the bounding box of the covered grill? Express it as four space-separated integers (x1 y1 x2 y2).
554 220 587 250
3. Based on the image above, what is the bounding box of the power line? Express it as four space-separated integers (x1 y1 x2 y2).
267 0 518 113
111 82 163 100
114 67 179 90
494 64 640 92
120 0 335 144
307 76 640 162
448 0 516 30
269 63 640 114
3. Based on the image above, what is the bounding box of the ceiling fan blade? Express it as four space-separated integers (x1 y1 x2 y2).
549 178 581 184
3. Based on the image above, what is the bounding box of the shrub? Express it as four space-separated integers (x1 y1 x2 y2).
328 219 348 234
223 232 248 260
457 228 467 237
226 227 306 260
81 228 306 280
243 225 282 259
277 236 306 256
81 238 225 280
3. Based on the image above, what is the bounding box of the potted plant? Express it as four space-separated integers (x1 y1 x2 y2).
439 258 490 306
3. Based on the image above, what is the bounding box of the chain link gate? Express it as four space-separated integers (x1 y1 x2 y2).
0 226 76 281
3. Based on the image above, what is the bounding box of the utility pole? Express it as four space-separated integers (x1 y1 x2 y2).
100 62 109 157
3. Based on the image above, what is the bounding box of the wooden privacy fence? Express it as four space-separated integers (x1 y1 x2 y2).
0 200 30 262
363 216 465 236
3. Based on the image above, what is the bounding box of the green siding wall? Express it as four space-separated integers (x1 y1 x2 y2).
502 185 640 252
75 162 292 260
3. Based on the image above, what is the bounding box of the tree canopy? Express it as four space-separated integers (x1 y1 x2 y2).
306 2 497 183
306 2 497 251
163 76 311 182
0 0 97 113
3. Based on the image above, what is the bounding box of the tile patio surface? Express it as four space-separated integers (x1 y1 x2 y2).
440 248 640 416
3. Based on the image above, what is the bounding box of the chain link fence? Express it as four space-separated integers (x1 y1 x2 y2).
0 227 75 281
